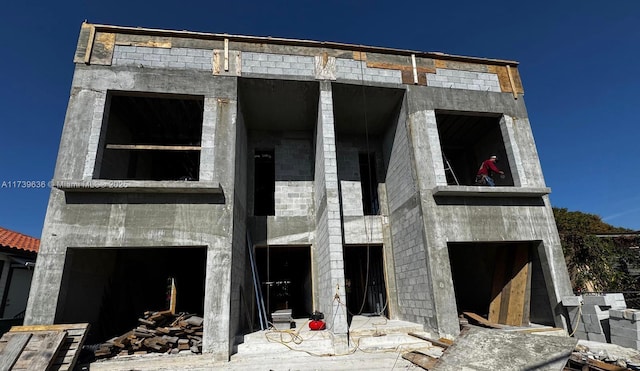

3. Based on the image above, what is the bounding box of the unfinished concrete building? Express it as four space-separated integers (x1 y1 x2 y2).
25 22 574 360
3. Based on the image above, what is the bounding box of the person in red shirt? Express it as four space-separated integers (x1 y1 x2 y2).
475 155 504 186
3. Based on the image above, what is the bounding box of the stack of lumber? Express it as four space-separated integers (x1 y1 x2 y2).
92 310 203 359
0 323 90 371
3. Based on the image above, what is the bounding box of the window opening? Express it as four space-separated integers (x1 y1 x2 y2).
436 112 512 186
97 93 203 181
254 150 275 216
359 152 379 215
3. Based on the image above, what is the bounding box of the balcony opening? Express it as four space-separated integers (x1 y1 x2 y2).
96 92 204 181
359 152 380 215
436 112 512 186
254 150 275 216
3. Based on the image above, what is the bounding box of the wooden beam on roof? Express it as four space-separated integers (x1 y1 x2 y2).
106 144 201 151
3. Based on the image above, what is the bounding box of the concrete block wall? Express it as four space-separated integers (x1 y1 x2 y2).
313 82 348 338
383 100 434 326
426 68 501 92
610 309 640 349
275 137 314 217
563 294 627 343
242 52 315 77
113 45 213 70
335 59 402 84
247 133 314 217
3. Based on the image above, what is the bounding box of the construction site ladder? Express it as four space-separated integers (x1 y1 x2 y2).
442 151 459 185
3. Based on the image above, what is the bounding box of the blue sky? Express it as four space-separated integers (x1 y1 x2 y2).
1 1 639 237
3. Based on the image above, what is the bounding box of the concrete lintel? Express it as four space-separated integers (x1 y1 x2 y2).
52 179 223 194
432 185 550 197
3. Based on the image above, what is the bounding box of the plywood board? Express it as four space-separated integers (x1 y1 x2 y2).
90 32 116 65
488 246 531 326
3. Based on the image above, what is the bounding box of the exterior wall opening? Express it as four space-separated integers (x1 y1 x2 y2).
253 150 275 216
343 245 388 317
447 241 554 326
255 246 312 321
55 247 206 344
96 92 204 181
359 152 380 215
436 112 513 186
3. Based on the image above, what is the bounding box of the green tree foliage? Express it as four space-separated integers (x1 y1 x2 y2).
553 207 640 293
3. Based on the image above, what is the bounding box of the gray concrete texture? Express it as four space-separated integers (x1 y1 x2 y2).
26 22 573 362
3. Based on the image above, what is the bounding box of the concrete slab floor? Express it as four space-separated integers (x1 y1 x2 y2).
84 316 435 370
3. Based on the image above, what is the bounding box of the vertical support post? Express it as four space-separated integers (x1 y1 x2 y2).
224 38 229 72
411 54 418 85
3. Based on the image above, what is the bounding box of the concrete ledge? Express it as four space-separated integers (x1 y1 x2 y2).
52 179 223 194
432 185 551 197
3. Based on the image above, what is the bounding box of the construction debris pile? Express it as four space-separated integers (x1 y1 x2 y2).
566 343 640 370
90 310 204 359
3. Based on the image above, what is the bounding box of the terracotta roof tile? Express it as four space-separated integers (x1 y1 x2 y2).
0 227 40 253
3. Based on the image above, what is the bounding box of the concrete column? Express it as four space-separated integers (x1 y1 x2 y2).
199 97 218 181
202 96 238 360
313 81 348 345
404 93 459 336
24 190 67 325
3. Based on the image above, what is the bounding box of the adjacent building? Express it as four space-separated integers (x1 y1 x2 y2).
0 227 38 326
25 22 573 360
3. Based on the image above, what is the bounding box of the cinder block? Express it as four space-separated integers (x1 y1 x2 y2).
587 332 607 343
611 308 640 321
573 331 588 341
611 335 640 350
584 320 604 334
610 323 640 340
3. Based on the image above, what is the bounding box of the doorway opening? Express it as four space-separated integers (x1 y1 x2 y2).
447 241 553 326
255 246 312 321
55 247 207 344
344 245 388 317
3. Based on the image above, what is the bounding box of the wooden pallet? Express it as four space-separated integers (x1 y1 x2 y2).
0 323 90 371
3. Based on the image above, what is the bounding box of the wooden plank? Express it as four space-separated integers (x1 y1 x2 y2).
169 278 177 314
586 358 628 371
84 24 96 64
514 327 565 334
352 51 366 61
434 59 447 69
9 324 88 333
505 247 529 326
365 61 436 74
106 144 201 151
462 312 505 329
73 23 93 64
489 248 507 323
0 333 31 371
21 331 66 371
407 332 450 349
490 65 513 93
402 351 438 369
506 65 518 99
